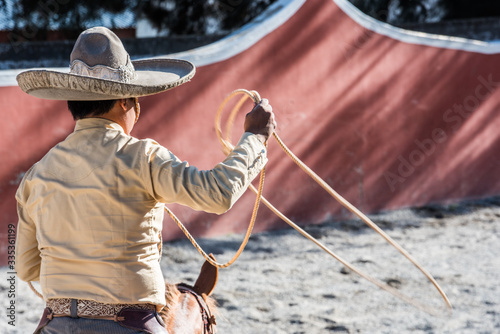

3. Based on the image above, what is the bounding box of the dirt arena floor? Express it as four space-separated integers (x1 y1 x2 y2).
2 196 499 333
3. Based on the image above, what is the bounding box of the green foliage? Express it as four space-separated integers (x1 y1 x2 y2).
139 0 277 35
349 0 391 21
8 0 278 41
10 0 136 40
350 0 500 24
139 1 214 35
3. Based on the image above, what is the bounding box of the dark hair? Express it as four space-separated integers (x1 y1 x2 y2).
67 100 118 120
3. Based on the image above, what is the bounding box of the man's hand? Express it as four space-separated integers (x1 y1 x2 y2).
244 99 277 144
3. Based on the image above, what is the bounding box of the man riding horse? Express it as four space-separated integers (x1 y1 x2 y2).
15 26 276 333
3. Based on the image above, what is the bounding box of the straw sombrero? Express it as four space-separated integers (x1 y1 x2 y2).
16 26 195 101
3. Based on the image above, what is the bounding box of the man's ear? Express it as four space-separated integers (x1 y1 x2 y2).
117 99 129 111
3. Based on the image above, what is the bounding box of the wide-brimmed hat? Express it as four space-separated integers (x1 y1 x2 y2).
16 26 195 100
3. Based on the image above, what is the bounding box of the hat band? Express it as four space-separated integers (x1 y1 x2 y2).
69 58 137 83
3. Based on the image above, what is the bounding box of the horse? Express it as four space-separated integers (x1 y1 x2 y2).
160 254 219 334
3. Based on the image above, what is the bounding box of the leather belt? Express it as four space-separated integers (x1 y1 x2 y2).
46 298 156 319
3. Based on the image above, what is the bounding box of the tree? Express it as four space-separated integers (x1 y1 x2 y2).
386 0 430 24
7 0 278 41
217 0 278 32
349 0 392 21
444 0 500 20
138 1 215 35
10 0 136 40
138 0 277 35
349 0 500 24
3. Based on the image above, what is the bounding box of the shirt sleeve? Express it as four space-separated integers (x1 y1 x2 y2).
147 132 268 214
15 173 41 282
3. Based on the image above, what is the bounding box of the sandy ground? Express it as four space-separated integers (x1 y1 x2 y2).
1 196 499 333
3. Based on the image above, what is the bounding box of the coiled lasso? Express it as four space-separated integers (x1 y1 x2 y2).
164 89 453 316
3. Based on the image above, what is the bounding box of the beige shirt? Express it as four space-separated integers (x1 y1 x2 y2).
15 118 267 309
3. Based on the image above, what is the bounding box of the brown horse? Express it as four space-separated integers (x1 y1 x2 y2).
160 255 219 334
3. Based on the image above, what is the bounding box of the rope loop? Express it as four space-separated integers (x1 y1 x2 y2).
169 88 452 314
167 89 265 268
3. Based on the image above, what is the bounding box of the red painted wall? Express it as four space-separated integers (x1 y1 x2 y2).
1 0 500 264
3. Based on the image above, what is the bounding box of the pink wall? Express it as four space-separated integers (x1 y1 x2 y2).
2 0 500 264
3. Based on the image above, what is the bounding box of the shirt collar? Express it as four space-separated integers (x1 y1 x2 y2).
74 118 125 133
